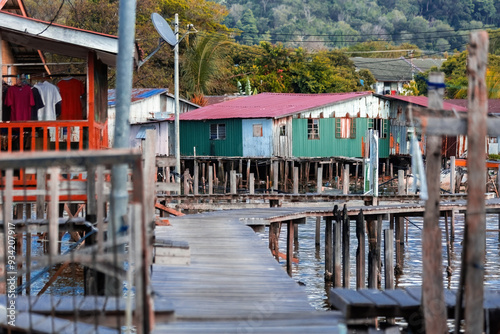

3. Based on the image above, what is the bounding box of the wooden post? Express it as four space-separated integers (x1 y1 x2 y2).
355 162 359 191
194 160 199 195
422 71 447 333
317 166 323 193
48 167 60 256
497 166 500 198
445 212 452 277
333 210 342 287
284 160 289 192
269 223 280 262
294 222 299 251
325 216 333 281
367 219 378 289
183 169 190 195
398 170 405 195
450 156 456 194
395 216 404 275
390 163 393 178
343 164 349 195
356 210 365 289
246 159 251 190
230 170 237 194
315 217 321 247
384 229 394 289
286 221 294 277
293 166 299 194
342 205 350 288
376 215 383 287
463 31 488 333
273 160 279 192
249 173 255 194
208 165 214 195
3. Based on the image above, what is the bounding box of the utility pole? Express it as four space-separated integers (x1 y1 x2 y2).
174 13 181 183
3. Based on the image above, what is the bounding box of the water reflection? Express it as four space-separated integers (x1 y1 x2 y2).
256 213 500 310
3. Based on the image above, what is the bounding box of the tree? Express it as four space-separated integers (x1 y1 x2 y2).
181 33 234 97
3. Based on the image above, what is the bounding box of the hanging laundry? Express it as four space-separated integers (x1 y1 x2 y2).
57 77 85 120
6 82 34 121
34 81 61 121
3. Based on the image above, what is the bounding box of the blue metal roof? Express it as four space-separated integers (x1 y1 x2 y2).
108 88 167 106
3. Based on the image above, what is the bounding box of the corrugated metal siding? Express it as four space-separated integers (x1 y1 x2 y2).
273 117 293 158
242 119 273 157
180 119 243 156
296 95 389 119
389 101 411 156
292 118 389 158
129 122 169 155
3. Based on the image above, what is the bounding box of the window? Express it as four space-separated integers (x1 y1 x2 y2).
308 119 319 139
210 123 226 140
335 117 356 139
253 124 263 137
279 125 286 136
368 118 387 139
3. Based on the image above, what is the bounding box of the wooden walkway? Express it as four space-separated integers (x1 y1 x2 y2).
151 198 500 333
151 213 346 333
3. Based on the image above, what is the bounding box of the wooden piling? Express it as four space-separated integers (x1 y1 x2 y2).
356 210 365 289
249 173 255 194
445 212 452 277
325 216 333 281
384 229 394 289
343 164 349 195
315 217 321 246
269 223 280 262
194 161 199 195
293 167 299 194
398 170 405 195
395 216 404 275
294 222 299 251
230 170 237 194
317 166 323 193
273 160 279 192
286 221 294 277
183 169 190 195
208 165 213 195
367 219 378 289
376 215 383 287
450 156 456 194
333 210 342 287
342 205 350 288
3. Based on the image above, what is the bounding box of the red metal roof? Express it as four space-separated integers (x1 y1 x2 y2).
447 99 500 114
178 92 373 120
380 95 467 112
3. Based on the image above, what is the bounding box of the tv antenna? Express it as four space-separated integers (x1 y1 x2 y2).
138 13 197 68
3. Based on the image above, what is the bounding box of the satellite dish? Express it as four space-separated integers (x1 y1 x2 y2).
152 13 177 47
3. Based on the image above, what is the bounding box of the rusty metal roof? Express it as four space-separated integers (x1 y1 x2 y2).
378 95 468 112
447 99 500 114
178 92 373 120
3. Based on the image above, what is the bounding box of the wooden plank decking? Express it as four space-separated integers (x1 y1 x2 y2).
151 214 346 333
329 287 500 334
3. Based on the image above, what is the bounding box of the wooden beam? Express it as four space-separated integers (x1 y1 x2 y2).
422 72 447 333
464 30 488 333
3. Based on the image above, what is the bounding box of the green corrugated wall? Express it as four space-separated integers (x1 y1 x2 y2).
180 119 243 156
292 118 389 158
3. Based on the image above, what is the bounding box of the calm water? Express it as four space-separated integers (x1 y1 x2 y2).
257 213 500 310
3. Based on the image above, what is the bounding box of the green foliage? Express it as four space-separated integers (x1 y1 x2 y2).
181 33 234 97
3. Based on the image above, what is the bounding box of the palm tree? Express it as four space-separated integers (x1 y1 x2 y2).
181 33 233 99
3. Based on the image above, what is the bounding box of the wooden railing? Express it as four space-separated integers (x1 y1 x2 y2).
0 120 110 153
